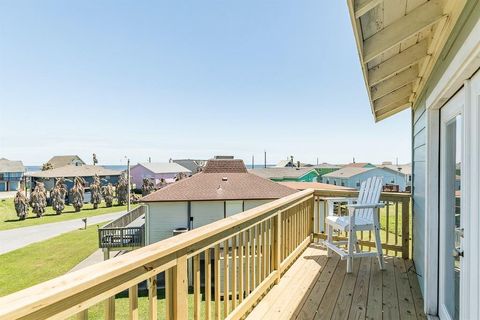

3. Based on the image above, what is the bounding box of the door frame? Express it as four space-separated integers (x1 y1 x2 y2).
424 17 480 318
438 88 465 320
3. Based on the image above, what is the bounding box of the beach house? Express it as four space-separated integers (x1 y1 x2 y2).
322 165 408 191
0 158 25 191
130 162 191 189
46 155 85 168
249 167 320 182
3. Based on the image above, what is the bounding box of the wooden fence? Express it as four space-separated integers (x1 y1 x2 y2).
0 189 410 320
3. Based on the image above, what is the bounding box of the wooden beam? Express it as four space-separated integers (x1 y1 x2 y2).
375 97 411 121
354 0 382 19
373 84 412 111
368 39 428 86
371 66 418 100
363 0 444 63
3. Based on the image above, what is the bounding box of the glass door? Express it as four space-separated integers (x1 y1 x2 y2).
439 89 464 320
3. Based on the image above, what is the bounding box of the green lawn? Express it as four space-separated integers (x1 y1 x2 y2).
0 197 128 230
0 225 100 296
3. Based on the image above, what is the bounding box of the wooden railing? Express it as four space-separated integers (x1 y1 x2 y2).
98 206 146 249
0 189 411 320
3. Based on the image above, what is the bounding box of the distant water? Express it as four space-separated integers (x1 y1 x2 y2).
25 165 127 172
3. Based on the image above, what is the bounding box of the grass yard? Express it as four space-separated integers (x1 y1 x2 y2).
0 225 100 296
0 197 128 230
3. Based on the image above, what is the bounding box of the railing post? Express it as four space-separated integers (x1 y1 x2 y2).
173 255 188 320
401 197 410 259
273 211 282 284
309 196 315 240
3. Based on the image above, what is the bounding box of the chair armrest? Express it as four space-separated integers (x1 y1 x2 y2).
347 203 385 209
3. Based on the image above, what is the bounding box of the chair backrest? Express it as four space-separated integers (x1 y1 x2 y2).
355 176 383 222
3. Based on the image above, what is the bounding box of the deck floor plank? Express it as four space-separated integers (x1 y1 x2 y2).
296 256 340 320
246 245 424 320
313 259 347 320
404 260 427 320
381 257 400 320
347 257 372 320
330 259 361 320
365 256 383 320
393 257 417 320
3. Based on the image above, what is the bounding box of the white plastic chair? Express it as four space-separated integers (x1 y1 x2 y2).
324 176 385 273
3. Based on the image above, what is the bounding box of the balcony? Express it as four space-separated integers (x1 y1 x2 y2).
0 189 422 320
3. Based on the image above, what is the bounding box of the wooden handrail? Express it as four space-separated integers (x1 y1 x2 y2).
0 188 411 319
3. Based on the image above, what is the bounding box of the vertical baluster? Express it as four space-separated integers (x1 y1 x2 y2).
250 227 255 290
148 276 157 320
239 232 244 303
386 201 390 256
255 224 261 286
232 235 237 310
205 248 211 320
214 244 221 320
266 219 271 275
259 222 264 281
129 285 138 320
245 230 251 296
165 269 173 320
273 212 281 284
105 296 115 320
262 221 267 280
223 239 230 317
77 310 88 320
194 255 201 320
395 201 399 246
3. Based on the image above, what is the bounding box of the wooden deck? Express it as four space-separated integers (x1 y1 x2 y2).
247 244 426 320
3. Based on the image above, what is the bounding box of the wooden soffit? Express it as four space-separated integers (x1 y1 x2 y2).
347 0 467 121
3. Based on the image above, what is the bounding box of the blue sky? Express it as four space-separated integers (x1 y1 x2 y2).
0 1 411 166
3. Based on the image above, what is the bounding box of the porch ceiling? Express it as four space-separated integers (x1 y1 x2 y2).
347 0 467 121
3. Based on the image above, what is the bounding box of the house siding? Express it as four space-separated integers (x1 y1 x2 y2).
321 168 407 191
411 0 480 295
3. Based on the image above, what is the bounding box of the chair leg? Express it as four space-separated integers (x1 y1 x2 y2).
373 225 385 270
353 231 361 253
347 228 354 273
326 224 333 257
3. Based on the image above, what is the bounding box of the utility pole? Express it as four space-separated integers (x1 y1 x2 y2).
264 150 267 168
252 155 255 169
317 157 319 166
127 158 131 212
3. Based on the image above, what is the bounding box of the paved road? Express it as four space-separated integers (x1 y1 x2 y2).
0 211 125 255
0 191 16 200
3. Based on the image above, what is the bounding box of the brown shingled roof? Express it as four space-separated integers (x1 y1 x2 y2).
141 172 297 202
202 159 247 173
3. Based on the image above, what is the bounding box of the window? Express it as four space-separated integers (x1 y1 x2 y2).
341 182 345 186
391 180 395 184
356 181 360 187
326 179 330 184
333 181 337 186
409 175 412 182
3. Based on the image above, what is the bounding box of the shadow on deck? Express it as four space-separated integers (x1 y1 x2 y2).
247 244 426 320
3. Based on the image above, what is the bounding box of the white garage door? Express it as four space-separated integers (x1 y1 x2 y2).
226 200 244 217
146 202 188 244
244 199 271 211
191 201 224 229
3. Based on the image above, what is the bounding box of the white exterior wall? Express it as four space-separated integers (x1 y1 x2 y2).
146 199 275 244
